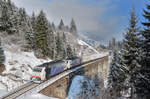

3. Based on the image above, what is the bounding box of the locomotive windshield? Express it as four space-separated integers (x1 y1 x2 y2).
33 67 42 72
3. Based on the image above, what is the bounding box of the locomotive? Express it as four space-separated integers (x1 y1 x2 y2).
31 57 82 82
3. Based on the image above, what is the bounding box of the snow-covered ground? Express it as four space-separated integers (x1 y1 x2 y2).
3 50 51 73
78 39 100 55
0 46 51 92
22 93 58 99
78 40 109 62
68 75 100 99
0 89 7 97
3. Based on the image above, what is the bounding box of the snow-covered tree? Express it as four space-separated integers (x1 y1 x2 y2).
108 50 126 98
0 0 13 32
51 22 56 32
70 18 77 37
34 10 49 56
0 39 5 66
47 22 56 59
62 32 67 58
58 19 65 31
121 8 141 98
112 37 116 50
136 3 150 98
18 8 34 49
55 33 64 59
31 12 36 31
5 0 18 34
66 44 74 59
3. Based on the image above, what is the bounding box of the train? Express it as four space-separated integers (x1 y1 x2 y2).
31 57 82 83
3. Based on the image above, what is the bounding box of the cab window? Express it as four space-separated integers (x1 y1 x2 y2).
33 67 42 72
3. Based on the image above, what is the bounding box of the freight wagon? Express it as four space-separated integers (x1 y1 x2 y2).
31 57 82 83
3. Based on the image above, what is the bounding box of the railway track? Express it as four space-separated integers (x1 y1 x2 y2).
0 55 108 99
1 82 39 99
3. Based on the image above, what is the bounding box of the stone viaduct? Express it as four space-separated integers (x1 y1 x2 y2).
39 56 109 99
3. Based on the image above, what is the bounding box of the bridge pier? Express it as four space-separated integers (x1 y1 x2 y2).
40 75 70 98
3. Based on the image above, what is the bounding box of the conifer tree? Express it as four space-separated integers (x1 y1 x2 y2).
52 34 56 60
6 0 18 34
0 39 5 66
47 23 55 59
19 8 26 22
108 50 126 98
7 0 12 7
66 44 74 59
31 12 36 32
136 3 150 98
51 22 56 31
112 37 116 50
121 8 141 98
62 32 67 58
70 18 77 37
18 8 34 49
58 19 65 30
108 40 112 50
34 10 49 56
55 33 63 59
0 2 11 31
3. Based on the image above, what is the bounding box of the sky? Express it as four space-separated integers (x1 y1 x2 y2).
11 0 147 44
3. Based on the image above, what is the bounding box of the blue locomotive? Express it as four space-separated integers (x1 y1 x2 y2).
31 57 82 82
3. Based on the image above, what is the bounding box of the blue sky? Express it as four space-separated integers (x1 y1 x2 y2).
12 0 147 44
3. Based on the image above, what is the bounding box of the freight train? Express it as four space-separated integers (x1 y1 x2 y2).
31 57 82 83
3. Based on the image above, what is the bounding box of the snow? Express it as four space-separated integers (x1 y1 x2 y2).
22 93 58 99
78 40 109 60
0 83 7 97
0 89 7 97
68 76 84 96
0 46 51 92
4 50 51 72
0 80 6 89
68 75 100 99
78 39 100 54
79 33 106 48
